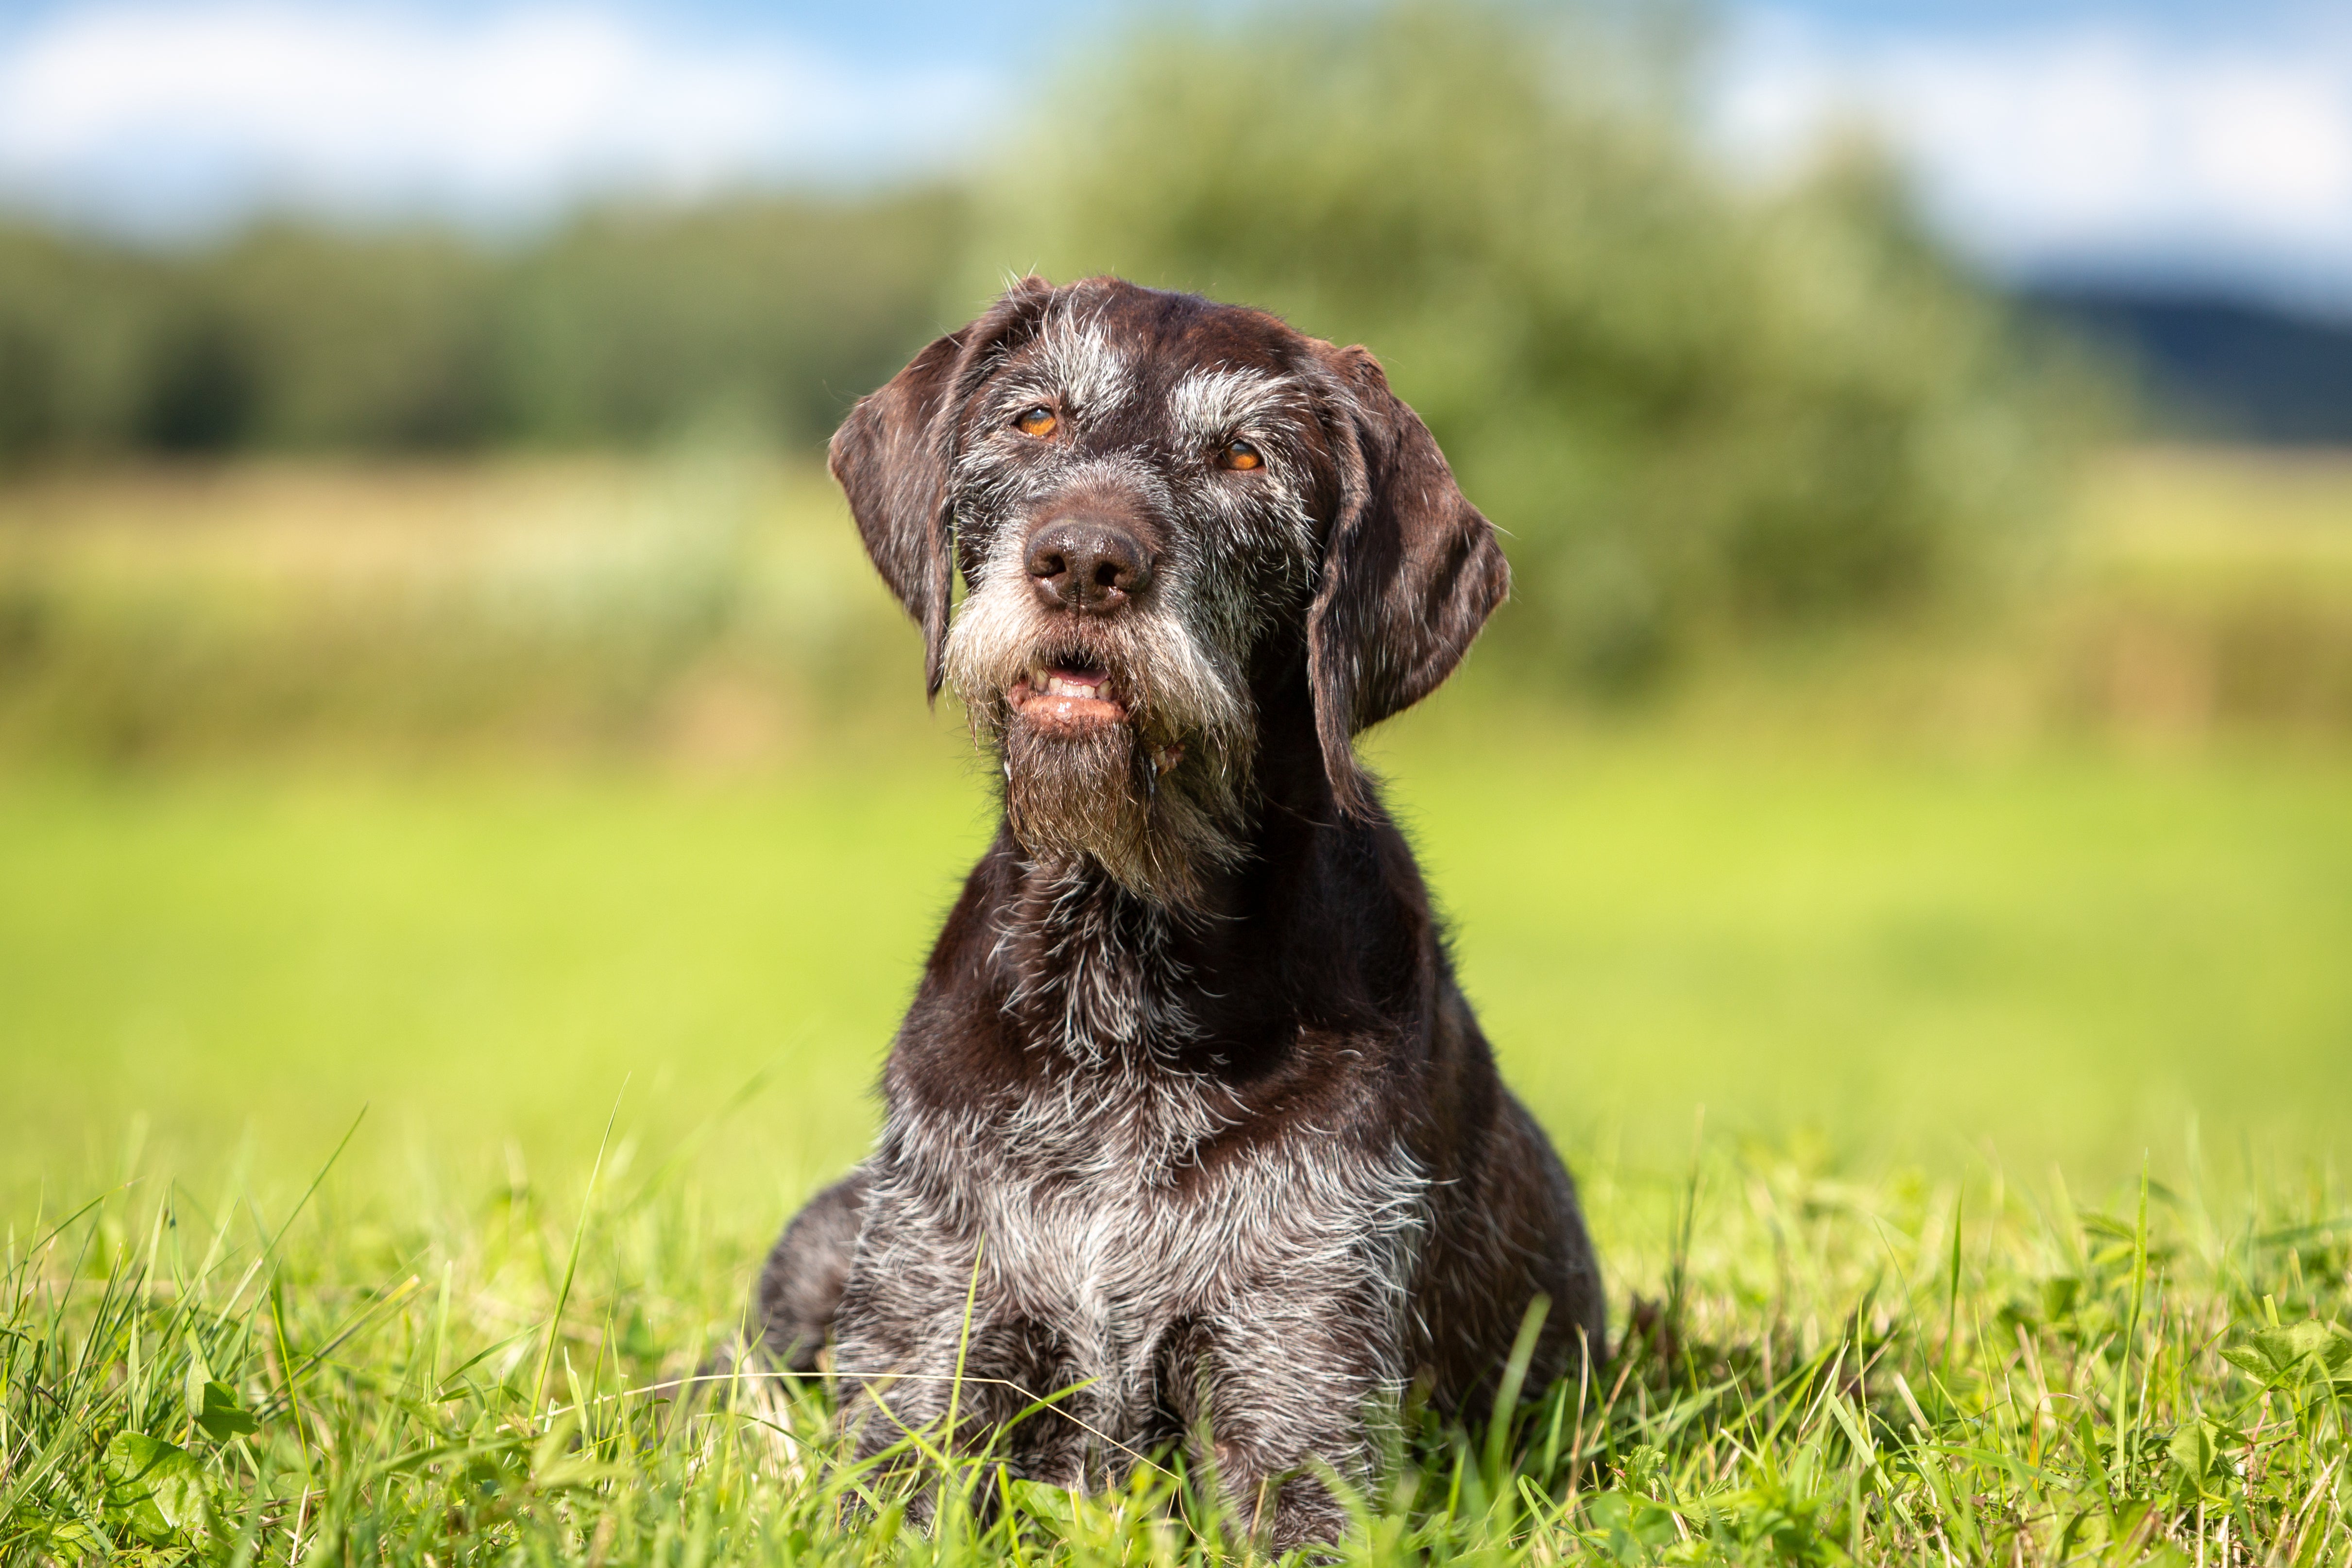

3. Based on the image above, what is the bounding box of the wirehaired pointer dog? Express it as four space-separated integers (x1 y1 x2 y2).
755 275 1604 1547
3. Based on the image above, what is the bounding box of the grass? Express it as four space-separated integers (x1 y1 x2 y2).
5 738 2350 1562
6 1093 2347 1564
5 445 2352 1562
4 730 2349 1194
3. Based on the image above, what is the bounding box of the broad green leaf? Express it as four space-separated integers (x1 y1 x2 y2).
2220 1346 2276 1381
2240 1319 2352 1385
1005 1478 1080 1526
103 1432 207 1541
2166 1420 2222 1486
1583 1490 1682 1557
44 1521 99 1553
195 1381 259 1440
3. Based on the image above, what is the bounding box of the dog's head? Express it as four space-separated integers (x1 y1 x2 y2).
832 275 1506 903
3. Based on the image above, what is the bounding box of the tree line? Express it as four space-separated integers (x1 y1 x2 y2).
0 2 2092 688
0 192 965 458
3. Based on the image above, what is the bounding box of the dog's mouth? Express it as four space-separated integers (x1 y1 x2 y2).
1005 655 1187 774
1009 656 1126 730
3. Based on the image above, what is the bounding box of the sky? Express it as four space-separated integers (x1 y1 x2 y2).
0 1 2349 311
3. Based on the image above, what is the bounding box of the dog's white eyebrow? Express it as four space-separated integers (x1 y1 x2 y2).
1034 313 1135 416
1170 367 1285 439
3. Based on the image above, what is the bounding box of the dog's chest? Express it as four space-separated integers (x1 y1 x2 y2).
903 1073 1425 1351
972 1078 1242 1316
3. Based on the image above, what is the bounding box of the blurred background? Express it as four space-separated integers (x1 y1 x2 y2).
2 0 2348 1209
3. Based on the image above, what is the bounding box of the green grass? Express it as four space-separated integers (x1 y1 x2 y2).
5 725 2349 1195
0 749 988 1204
6 443 2352 1564
6 731 2351 1561
6 1058 2347 1564
1381 726 2352 1176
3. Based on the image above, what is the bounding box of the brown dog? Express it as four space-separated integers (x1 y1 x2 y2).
754 275 1603 1547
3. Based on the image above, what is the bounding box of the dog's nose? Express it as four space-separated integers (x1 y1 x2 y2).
1025 519 1153 613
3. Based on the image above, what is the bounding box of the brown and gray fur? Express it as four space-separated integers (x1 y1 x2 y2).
754 275 1604 1549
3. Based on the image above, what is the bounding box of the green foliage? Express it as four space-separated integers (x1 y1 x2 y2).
181 224 501 450
0 2 2096 694
495 195 965 447
0 189 964 459
6 1136 2346 1564
0 223 176 457
976 2 2086 688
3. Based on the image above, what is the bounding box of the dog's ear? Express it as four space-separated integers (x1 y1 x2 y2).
830 275 1055 697
1308 345 1510 816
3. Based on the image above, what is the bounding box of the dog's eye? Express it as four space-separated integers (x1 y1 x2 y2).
1015 406 1058 439
1219 439 1262 472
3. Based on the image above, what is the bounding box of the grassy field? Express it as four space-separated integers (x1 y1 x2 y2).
3 729 2350 1197
5 448 2351 1563
7 1087 2348 1566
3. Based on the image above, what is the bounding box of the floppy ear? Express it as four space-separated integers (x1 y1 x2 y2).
829 275 1055 697
1307 345 1511 817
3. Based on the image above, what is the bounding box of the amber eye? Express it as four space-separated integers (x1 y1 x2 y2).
1220 439 1262 471
1015 405 1058 439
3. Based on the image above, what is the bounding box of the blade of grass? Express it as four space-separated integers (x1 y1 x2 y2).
530 1088 625 1425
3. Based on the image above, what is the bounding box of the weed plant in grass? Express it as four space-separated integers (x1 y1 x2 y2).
7 1132 2347 1565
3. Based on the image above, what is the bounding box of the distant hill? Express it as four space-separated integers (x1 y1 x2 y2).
2024 286 2352 445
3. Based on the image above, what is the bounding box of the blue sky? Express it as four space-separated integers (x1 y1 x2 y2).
1 1 2349 309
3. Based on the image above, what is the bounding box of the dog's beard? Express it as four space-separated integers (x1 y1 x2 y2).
947 590 1253 907
1002 717 1150 873
997 707 1249 907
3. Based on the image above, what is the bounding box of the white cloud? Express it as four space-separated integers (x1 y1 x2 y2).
13 0 2352 308
1714 11 2352 306
0 2 993 229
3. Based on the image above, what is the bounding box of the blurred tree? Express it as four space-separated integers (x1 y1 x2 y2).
971 2 2084 688
139 309 261 451
0 320 56 460
499 191 966 448
0 192 966 460
196 223 502 448
0 222 177 455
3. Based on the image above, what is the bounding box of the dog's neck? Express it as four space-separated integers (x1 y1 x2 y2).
997 851 1199 1066
993 697 1347 1069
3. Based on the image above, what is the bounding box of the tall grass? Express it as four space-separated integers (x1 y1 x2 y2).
8 1132 2345 1564
0 448 914 765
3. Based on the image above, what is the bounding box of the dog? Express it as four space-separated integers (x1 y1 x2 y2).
752 275 1604 1548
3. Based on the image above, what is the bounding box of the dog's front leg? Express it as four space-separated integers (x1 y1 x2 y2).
833 1295 1089 1522
1168 1294 1404 1551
